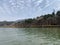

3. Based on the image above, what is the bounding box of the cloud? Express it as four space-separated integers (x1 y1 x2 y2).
0 0 60 21
42 0 56 9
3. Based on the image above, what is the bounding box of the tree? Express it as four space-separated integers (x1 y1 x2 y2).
43 14 54 20
56 11 60 25
52 9 55 16
56 11 60 16
24 19 34 24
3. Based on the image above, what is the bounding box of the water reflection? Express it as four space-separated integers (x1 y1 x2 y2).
22 28 60 45
26 28 60 38
0 28 60 45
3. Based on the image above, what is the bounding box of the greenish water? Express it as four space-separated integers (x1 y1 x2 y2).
0 28 60 45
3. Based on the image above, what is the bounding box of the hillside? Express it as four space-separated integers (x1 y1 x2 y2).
0 10 60 28
12 10 60 28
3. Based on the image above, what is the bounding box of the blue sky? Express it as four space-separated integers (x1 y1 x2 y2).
0 0 60 21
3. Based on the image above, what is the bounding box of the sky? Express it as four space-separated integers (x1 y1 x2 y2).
0 0 60 21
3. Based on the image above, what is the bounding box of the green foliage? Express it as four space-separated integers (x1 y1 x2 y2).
56 11 60 16
1 10 60 28
24 19 34 24
56 11 60 25
43 14 54 19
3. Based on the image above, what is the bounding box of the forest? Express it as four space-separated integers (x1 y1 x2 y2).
13 10 60 28
0 10 60 28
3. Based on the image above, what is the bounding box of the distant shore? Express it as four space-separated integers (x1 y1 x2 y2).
0 25 60 28
0 10 60 28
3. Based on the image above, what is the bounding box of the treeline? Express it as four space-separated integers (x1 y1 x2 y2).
0 10 60 28
0 21 14 27
14 10 60 28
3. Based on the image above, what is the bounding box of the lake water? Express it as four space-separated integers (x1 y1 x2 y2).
0 28 60 45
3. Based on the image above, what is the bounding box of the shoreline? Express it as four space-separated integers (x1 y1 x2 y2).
0 25 60 28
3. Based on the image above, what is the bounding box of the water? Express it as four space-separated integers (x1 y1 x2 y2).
0 28 60 45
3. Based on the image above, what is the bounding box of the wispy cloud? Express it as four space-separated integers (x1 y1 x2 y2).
0 0 60 21
42 0 56 10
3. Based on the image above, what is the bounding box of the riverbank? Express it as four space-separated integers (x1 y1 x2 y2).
1 25 60 28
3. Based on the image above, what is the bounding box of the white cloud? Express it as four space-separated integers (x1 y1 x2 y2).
42 0 56 10
0 0 60 21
